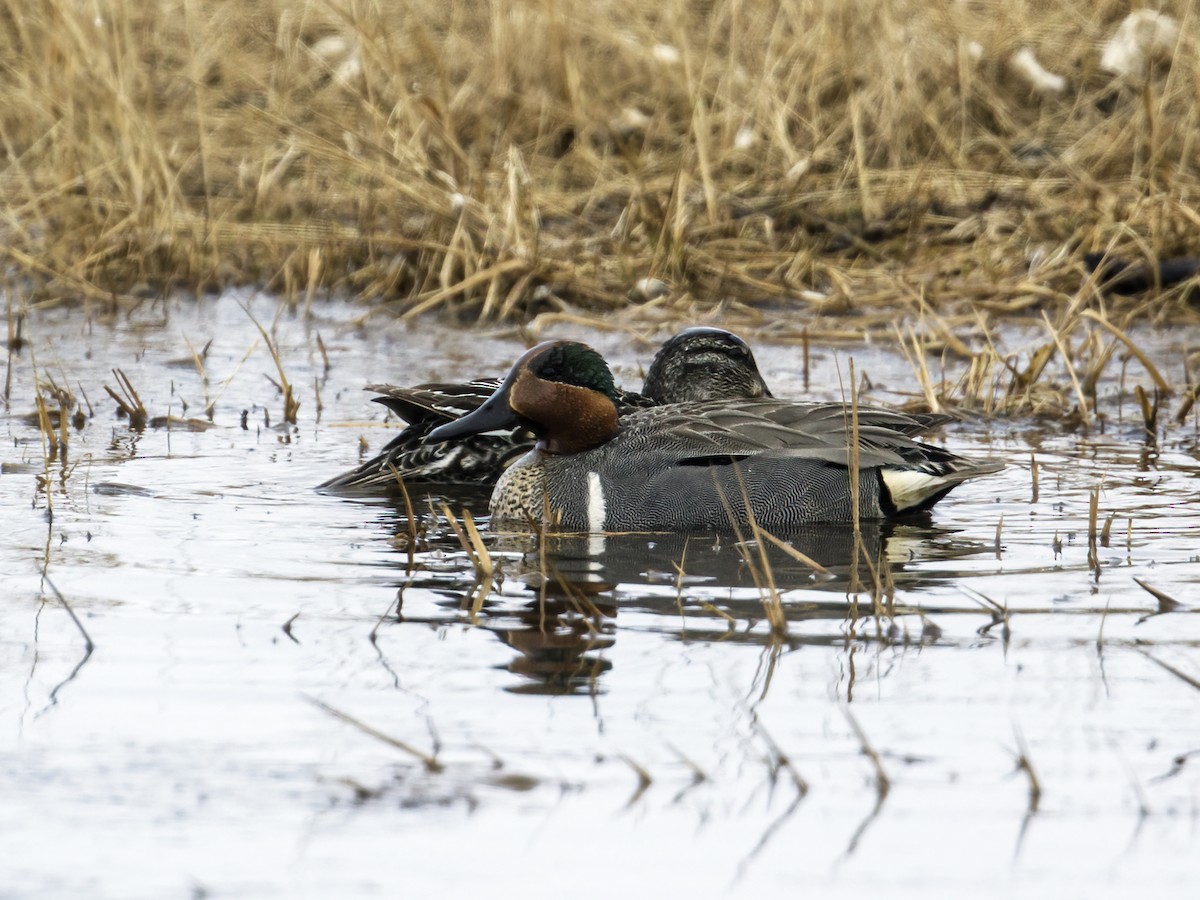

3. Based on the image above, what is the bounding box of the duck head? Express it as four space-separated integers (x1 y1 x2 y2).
642 326 772 403
427 341 621 455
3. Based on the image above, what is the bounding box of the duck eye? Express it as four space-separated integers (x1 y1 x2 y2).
538 363 562 380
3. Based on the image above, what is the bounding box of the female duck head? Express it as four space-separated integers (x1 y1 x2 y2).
642 326 772 403
427 341 621 454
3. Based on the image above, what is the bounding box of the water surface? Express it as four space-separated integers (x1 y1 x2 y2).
3 294 1198 898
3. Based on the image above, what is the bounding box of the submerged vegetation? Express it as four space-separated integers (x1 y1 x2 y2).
0 0 1198 332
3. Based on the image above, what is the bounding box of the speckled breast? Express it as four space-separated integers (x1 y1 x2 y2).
489 453 546 524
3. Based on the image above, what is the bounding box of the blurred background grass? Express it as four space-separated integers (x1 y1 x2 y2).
0 0 1196 327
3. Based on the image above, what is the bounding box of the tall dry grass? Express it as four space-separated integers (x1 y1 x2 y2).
0 0 1198 327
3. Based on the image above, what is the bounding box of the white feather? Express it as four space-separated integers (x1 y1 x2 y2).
586 471 607 533
881 468 950 511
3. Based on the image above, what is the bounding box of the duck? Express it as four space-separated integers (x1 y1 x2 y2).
427 340 1004 532
319 327 772 490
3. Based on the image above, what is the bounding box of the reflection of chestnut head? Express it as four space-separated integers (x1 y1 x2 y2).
493 610 617 696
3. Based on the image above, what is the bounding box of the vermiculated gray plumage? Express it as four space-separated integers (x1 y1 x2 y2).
489 400 1003 530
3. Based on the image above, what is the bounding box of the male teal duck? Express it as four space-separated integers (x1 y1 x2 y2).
427 341 1004 531
319 327 772 490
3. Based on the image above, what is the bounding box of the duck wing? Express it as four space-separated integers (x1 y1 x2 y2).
366 380 502 424
620 400 965 470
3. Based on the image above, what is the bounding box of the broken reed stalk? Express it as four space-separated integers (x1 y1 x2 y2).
857 545 885 620
24 349 57 514
746 524 787 637
3 341 11 404
1174 381 1200 425
460 514 493 577
1100 512 1114 547
1132 577 1181 616
898 324 941 413
801 327 810 393
1041 311 1091 430
846 359 861 525
844 707 890 799
880 549 896 618
241 302 299 425
1087 485 1100 572
76 382 94 424
183 336 212 382
1133 647 1200 693
672 542 732 629
1079 311 1171 394
1134 385 1159 437
440 502 493 577
387 462 418 570
672 538 690 617
43 575 95 653
846 358 863 601
34 394 58 462
712 467 787 636
306 696 443 772
57 389 69 456
755 530 831 577
1013 726 1042 814
1010 343 1055 413
315 333 331 373
738 476 788 637
5 303 22 376
104 368 148 429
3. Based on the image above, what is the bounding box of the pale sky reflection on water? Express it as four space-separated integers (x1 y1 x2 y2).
2 294 1198 898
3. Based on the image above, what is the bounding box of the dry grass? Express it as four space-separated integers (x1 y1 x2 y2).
1 0 1198 335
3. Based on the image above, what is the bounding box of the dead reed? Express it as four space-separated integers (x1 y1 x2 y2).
102 368 149 429
307 696 443 772
242 304 300 424
0 0 1197 341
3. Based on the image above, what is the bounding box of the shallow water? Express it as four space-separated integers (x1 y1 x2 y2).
3 293 1199 898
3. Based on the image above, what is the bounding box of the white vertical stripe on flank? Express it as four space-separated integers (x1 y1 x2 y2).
586 471 606 533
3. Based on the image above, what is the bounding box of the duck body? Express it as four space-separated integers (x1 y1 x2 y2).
319 327 769 491
488 400 994 530
429 342 1003 532
359 379 526 484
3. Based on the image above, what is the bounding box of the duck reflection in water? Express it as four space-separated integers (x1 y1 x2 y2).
488 588 618 697
376 492 992 695
468 523 906 695
433 547 620 697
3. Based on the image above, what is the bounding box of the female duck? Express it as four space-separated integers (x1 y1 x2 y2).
428 341 1003 531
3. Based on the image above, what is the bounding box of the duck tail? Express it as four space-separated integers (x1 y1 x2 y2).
879 459 1005 514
